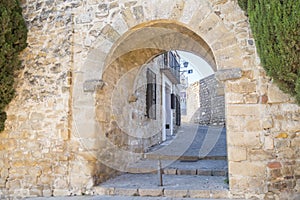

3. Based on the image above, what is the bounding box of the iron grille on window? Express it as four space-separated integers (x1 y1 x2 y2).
146 69 156 119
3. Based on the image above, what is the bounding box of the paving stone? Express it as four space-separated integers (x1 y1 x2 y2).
189 189 210 198
177 169 197 175
164 189 188 198
93 187 114 195
163 168 177 175
211 190 229 198
138 188 163 197
212 170 227 176
197 169 212 176
115 188 138 196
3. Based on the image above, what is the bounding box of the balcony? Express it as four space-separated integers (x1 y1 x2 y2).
160 52 180 84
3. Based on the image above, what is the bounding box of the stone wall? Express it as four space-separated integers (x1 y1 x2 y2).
0 0 74 198
197 74 225 125
225 69 300 199
0 0 299 199
102 55 164 154
184 75 225 126
183 81 200 123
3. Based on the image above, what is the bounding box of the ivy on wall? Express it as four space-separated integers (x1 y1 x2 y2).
238 0 300 105
0 0 27 131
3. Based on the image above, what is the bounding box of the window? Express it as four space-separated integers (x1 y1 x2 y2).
146 69 156 119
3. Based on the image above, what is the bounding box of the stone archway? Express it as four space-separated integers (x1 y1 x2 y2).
70 0 299 199
72 0 246 192
1 0 298 199
95 20 220 177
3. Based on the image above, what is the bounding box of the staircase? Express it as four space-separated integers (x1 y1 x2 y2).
94 124 229 199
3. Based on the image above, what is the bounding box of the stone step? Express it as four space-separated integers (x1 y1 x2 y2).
142 125 227 163
94 173 229 199
126 159 227 176
143 154 227 161
26 195 234 200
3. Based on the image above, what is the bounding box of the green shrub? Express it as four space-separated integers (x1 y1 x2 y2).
0 0 27 131
237 0 248 11
238 0 300 105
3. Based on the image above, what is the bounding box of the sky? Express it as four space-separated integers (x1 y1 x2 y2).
177 51 214 85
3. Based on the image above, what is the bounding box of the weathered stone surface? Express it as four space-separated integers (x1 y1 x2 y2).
229 161 265 177
139 188 163 197
215 68 242 81
189 189 210 198
164 189 188 198
114 188 138 196
187 75 225 125
268 83 290 103
228 146 247 162
83 79 105 92
0 0 298 199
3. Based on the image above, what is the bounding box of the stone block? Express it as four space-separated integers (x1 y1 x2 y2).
226 93 244 104
229 176 249 190
215 46 244 69
215 68 242 81
242 70 254 79
264 136 274 150
229 161 265 177
227 81 257 93
245 94 258 104
268 84 290 103
245 119 262 131
227 105 261 117
277 148 295 159
139 188 163 197
29 112 45 120
248 149 274 161
188 3 212 27
29 187 43 197
52 189 70 196
211 189 229 198
83 79 104 92
205 23 229 44
115 188 138 196
42 189 52 197
189 189 210 198
228 146 247 162
291 137 300 148
76 12 93 24
97 4 109 18
247 177 267 193
262 119 274 129
93 186 115 195
164 189 188 198
121 7 136 28
133 6 144 21
198 13 220 36
177 169 197 175
212 170 227 176
164 168 177 175
100 24 120 43
197 169 212 176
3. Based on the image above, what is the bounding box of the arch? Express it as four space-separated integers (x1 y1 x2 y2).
71 0 248 194
103 20 217 73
